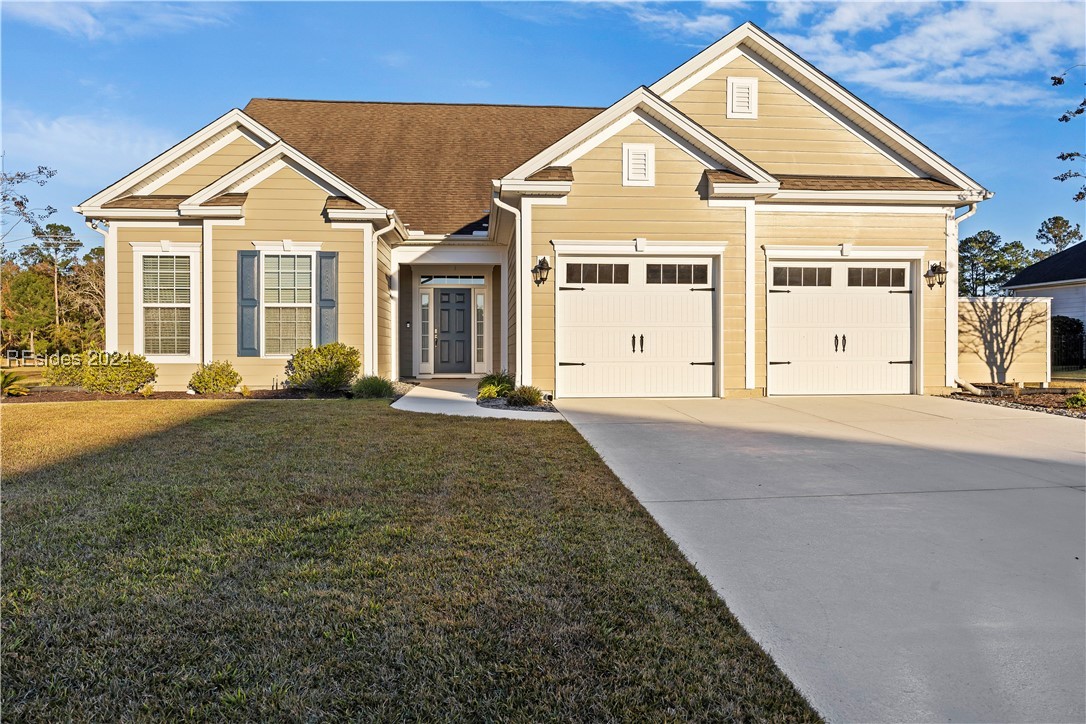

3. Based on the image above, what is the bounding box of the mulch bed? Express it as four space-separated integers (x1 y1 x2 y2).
477 397 558 414
949 392 1086 419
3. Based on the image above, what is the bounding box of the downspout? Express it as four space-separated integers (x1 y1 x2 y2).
491 188 522 383
85 220 113 350
368 211 398 376
946 202 979 389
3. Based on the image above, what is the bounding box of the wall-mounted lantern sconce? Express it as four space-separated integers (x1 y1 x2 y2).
923 261 948 289
532 256 551 286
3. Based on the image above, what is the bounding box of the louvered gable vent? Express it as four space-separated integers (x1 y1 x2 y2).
622 143 655 187
727 77 758 119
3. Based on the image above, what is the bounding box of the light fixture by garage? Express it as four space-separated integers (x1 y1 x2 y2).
532 256 551 286
923 262 948 289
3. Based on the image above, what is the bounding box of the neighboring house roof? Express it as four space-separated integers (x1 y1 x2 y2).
243 98 604 235
1004 243 1086 288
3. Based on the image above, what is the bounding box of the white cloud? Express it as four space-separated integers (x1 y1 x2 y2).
2 109 176 187
463 79 493 89
3 1 235 41
619 1 1086 107
377 51 411 69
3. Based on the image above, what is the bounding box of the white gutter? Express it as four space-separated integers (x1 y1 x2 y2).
491 189 522 383
367 212 399 376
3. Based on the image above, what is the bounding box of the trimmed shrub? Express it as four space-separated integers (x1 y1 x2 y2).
478 370 515 398
506 385 544 407
189 361 243 394
352 375 395 399
285 343 361 391
42 355 85 386
82 353 157 394
1066 391 1086 409
477 383 502 400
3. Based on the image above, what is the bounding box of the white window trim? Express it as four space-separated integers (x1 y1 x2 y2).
727 77 758 119
622 143 655 187
259 249 318 359
131 241 202 365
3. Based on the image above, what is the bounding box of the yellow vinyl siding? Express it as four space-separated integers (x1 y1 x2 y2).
754 211 950 392
531 120 746 394
154 135 263 196
377 239 392 378
671 54 907 177
958 299 1049 384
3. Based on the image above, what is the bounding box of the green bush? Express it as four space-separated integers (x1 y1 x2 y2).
1 370 29 397
506 385 544 407
477 383 502 400
478 370 515 398
285 343 361 391
352 375 395 398
82 353 157 394
188 361 243 394
42 355 85 386
1066 391 1086 409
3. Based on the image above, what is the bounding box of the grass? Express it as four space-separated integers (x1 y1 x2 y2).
1 400 818 721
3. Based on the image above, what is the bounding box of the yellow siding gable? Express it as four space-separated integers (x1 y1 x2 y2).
670 54 907 177
154 135 263 195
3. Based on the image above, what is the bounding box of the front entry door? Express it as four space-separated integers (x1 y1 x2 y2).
435 289 471 373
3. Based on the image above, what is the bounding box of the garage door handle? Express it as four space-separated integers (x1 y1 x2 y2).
834 334 839 352
639 335 644 353
842 334 846 353
559 362 586 366
632 334 636 353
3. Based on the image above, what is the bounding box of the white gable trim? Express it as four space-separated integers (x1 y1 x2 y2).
650 22 989 195
134 125 268 196
76 109 280 211
180 141 385 213
507 86 778 187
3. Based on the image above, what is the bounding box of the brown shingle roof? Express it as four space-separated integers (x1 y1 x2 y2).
325 196 366 211
776 175 960 191
526 166 574 182
204 193 247 207
705 169 756 184
244 99 603 235
101 195 185 209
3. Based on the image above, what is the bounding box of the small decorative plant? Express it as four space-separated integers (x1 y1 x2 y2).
506 385 544 407
1 370 29 397
477 370 514 398
1065 391 1086 409
352 375 395 398
285 343 361 391
189 361 243 394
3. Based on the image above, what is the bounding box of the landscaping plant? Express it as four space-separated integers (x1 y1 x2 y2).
1065 391 1086 409
285 343 360 391
506 385 544 407
352 375 395 398
478 370 514 398
80 353 157 394
188 361 243 394
1 370 29 397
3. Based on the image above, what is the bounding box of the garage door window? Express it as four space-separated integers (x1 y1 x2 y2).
848 267 906 287
772 266 831 287
566 263 629 284
647 263 709 285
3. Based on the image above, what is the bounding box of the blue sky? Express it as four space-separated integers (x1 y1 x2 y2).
2 1 1084 252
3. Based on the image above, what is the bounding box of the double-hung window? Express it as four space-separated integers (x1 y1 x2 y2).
262 253 314 356
134 244 201 363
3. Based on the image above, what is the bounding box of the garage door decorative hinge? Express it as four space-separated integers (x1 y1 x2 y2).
690 287 715 292
689 361 715 366
560 286 586 291
769 361 792 365
559 362 586 366
889 290 912 294
888 360 913 365
769 289 791 293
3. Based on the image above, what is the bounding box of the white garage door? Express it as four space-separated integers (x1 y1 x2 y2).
767 262 914 395
557 257 715 397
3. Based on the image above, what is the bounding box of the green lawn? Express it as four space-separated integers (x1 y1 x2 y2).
2 400 817 721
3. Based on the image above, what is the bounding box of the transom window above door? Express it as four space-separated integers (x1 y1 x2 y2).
566 263 629 284
420 275 485 285
847 267 906 287
647 263 709 285
772 266 831 287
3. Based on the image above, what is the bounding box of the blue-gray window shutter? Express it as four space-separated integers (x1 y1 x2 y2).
237 251 259 356
317 251 338 345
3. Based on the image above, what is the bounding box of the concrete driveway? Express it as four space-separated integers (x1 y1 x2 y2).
556 395 1085 723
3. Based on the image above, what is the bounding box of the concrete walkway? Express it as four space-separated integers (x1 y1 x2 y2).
391 379 564 421
556 395 1086 723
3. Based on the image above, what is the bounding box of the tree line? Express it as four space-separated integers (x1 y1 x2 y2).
959 215 1082 297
